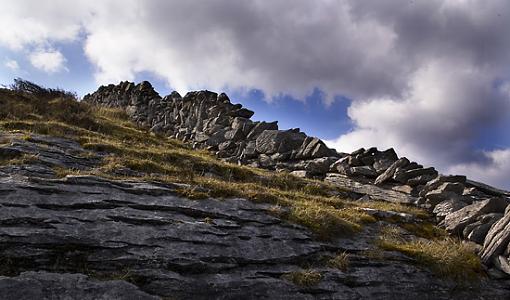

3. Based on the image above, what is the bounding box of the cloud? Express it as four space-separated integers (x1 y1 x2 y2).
4 59 19 71
1 0 510 188
29 48 67 73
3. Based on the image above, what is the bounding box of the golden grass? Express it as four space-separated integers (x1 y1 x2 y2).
328 252 350 271
377 225 483 281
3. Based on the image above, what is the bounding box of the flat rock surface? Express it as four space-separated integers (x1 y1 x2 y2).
325 173 418 204
0 134 509 299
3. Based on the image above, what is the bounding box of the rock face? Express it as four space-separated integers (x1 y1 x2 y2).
1 133 509 299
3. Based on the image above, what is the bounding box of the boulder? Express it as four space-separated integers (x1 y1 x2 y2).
255 130 306 155
432 198 468 218
419 175 467 197
304 157 337 175
464 213 503 244
494 255 510 276
481 206 510 264
393 167 437 184
246 121 278 140
424 182 466 206
443 198 509 235
374 157 410 185
372 148 399 173
349 166 378 178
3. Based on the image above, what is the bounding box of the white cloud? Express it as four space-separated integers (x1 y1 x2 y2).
448 149 510 189
29 48 67 73
1 0 510 188
4 59 19 71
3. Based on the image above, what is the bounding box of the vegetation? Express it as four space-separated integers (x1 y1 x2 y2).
283 270 322 287
327 252 350 271
377 225 483 281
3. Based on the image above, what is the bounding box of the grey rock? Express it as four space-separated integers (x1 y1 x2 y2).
255 130 306 155
494 255 510 276
393 167 437 184
419 175 467 197
443 198 509 234
0 272 159 300
246 121 278 140
481 206 510 264
349 166 378 178
372 148 399 173
374 157 410 185
432 198 468 218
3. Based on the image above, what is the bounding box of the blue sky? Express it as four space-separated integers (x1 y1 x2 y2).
1 0 509 189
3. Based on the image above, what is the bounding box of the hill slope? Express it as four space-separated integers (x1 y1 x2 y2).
0 80 509 299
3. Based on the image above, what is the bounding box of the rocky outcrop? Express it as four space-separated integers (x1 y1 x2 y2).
83 81 510 278
0 133 509 299
83 82 338 170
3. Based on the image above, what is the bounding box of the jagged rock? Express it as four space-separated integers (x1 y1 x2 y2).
424 182 466 206
393 167 437 184
432 198 468 219
443 198 509 234
289 170 309 178
494 255 510 276
374 157 410 185
481 206 510 264
304 157 337 175
372 148 399 173
463 213 503 244
255 130 306 155
349 166 378 178
246 121 278 140
326 173 417 204
419 175 467 197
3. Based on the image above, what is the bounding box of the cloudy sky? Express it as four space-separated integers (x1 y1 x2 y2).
1 0 509 189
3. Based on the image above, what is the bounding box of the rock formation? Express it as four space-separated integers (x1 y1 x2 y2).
84 81 510 280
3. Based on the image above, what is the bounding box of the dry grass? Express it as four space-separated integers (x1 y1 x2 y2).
377 225 483 281
328 252 350 271
283 270 322 287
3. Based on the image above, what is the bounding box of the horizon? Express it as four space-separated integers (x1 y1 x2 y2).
1 0 509 189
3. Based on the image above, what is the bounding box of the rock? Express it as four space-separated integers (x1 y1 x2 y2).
419 175 467 197
0 272 159 300
443 198 509 235
372 148 399 173
432 198 468 218
255 130 306 155
481 206 510 264
326 173 418 204
289 170 309 178
466 179 510 198
374 157 410 185
246 121 278 140
406 174 437 186
304 157 337 175
424 182 466 206
349 166 378 178
393 167 437 184
494 255 510 276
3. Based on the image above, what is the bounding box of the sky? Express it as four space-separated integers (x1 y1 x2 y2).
1 0 509 190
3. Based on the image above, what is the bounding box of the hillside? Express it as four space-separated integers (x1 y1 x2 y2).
0 80 509 299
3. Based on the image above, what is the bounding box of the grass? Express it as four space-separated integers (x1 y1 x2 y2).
283 270 322 287
377 225 483 281
327 252 350 271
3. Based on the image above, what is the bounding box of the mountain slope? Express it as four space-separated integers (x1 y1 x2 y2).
0 80 509 299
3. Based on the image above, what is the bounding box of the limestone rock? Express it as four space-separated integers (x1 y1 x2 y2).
481 206 510 264
443 198 509 235
374 157 410 185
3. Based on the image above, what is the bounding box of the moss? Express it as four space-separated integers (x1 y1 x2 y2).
283 270 322 287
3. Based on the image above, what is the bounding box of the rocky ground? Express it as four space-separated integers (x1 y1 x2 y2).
1 133 510 299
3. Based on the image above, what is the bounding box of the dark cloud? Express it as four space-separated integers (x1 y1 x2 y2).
1 0 510 188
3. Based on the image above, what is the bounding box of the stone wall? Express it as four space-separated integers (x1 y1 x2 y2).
84 81 510 277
